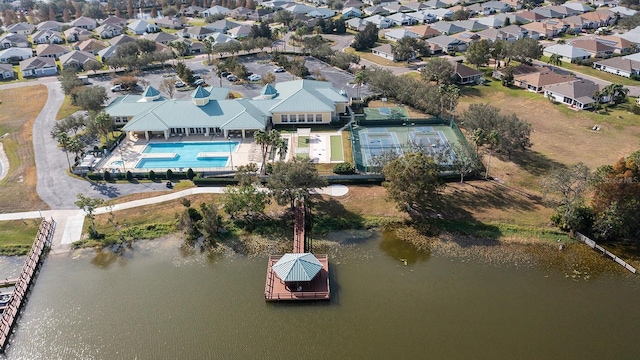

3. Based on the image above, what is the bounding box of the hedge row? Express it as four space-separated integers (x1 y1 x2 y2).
86 169 196 181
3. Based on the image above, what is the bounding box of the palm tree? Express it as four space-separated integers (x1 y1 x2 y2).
548 53 562 66
203 38 213 65
605 83 629 104
354 69 366 99
255 129 282 175
53 132 73 171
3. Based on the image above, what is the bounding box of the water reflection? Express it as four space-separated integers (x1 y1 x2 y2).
378 228 430 265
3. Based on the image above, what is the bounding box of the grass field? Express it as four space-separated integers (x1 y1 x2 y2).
0 85 50 213
342 130 354 164
0 219 40 255
56 94 81 120
330 135 344 161
344 47 408 67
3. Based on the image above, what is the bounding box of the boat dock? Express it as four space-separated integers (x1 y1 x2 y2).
0 219 55 353
265 199 330 301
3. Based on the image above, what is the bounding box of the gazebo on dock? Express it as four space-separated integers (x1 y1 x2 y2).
272 253 322 291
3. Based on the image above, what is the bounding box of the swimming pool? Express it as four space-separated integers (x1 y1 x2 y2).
135 142 238 169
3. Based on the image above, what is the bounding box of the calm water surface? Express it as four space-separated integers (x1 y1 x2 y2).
1 233 639 359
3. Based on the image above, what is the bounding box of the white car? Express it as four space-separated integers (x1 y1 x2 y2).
274 67 285 73
248 74 261 82
110 84 123 92
194 79 205 86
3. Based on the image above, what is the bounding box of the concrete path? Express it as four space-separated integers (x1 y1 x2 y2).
0 185 349 252
0 143 8 182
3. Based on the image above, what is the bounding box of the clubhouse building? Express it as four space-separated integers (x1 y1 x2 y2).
104 79 349 140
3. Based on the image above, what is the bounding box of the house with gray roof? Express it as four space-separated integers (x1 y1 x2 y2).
371 43 395 60
426 35 468 53
307 8 336 18
342 7 362 19
543 79 603 110
543 44 591 63
32 30 64 44
563 2 594 13
424 0 447 9
6 22 35 36
108 80 347 140
387 12 418 26
20 57 57 77
452 20 489 32
406 10 437 24
346 18 366 31
182 26 215 40
75 39 108 55
593 57 640 78
431 22 465 35
384 28 420 41
109 34 136 47
64 27 94 42
72 16 98 30
383 3 413 13
201 5 231 17
0 47 33 63
205 19 241 33
95 24 123 39
363 15 393 29
127 20 158 35
35 43 69 59
101 16 127 27
405 1 430 11
363 5 390 16
155 17 183 29
227 25 253 39
59 50 100 70
36 21 63 32
0 33 30 49
144 32 179 44
0 64 15 80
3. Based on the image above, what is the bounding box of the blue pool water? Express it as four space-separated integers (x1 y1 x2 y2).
135 142 238 169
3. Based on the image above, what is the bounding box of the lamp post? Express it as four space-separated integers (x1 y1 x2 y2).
227 135 234 170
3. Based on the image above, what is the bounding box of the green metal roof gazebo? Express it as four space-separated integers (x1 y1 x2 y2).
272 253 322 282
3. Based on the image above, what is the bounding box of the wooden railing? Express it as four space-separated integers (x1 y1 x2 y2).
575 232 636 274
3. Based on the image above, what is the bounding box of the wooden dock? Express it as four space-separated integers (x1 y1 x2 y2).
0 219 55 353
265 199 330 301
575 232 637 274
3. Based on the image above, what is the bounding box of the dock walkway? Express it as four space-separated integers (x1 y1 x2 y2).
0 219 55 352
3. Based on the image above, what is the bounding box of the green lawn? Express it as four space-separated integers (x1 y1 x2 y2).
0 219 40 255
330 135 344 161
344 47 408 67
540 55 640 86
56 94 81 120
298 136 310 148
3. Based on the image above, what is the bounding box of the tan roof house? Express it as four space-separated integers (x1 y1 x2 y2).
409 25 441 39
35 44 70 59
71 16 98 30
543 79 603 110
514 70 574 92
75 39 108 55
568 38 615 58
64 27 94 42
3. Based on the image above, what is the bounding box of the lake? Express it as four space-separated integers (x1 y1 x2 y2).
1 232 638 359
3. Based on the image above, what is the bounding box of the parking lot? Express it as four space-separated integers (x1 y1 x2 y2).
91 54 371 102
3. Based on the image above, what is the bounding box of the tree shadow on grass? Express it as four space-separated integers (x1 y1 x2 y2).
311 197 366 240
509 150 566 177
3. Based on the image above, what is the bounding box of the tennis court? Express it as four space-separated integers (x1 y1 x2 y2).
351 122 464 172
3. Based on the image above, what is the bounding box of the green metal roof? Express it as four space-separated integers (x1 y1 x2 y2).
205 86 230 100
142 86 161 98
191 86 210 99
270 79 347 113
260 83 278 96
272 253 322 282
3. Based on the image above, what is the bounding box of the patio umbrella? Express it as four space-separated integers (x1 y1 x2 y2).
272 253 322 282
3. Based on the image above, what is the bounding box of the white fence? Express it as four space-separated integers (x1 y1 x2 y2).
575 232 637 274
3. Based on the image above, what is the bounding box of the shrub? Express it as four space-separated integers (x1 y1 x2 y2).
333 162 356 175
126 171 133 181
103 170 112 181
166 169 173 180
148 170 156 180
186 168 195 180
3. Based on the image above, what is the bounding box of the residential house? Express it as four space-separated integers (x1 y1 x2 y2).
182 26 215 40
343 0 365 8
425 8 454 21
97 45 119 61
71 16 97 30
181 5 205 17
384 3 413 13
562 15 592 33
431 22 465 35
307 8 336 18
172 38 204 54
532 7 564 19
127 20 158 35
514 70 574 92
363 15 393 29
144 32 179 45
476 16 505 29
495 13 530 26
408 25 440 39
406 10 437 24
521 21 561 39
201 5 231 17
155 17 183 29
32 30 64 44
593 57 640 78
0 47 33 63
208 32 237 45
230 6 254 19
387 12 418 26
404 1 430 11
262 0 294 10
248 9 275 22
609 6 636 17
477 25 531 42
6 22 35 36
342 7 363 19
205 19 241 33
371 43 395 60
384 28 420 41
546 5 579 18
95 24 123 39
590 35 636 54
59 50 100 70
580 9 616 28
482 1 511 13
519 11 549 23
107 80 348 139
0 64 14 80
426 35 468 53
364 5 390 16
109 34 136 47
452 20 489 32
441 0 462 5
227 25 252 39
451 31 481 45
346 18 367 31
284 3 315 14
64 27 95 42
75 39 108 55
542 79 603 110
501 0 521 10
35 44 70 59
543 44 591 62
36 21 63 32
453 62 483 84
0 33 30 49
424 0 448 9
568 38 615 58
563 2 594 13
101 16 127 28
20 57 57 77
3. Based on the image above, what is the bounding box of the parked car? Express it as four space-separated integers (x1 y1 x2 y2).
221 71 230 77
226 74 237 82
193 74 202 79
248 74 261 82
274 67 285 73
110 84 123 92
194 78 205 86
175 81 186 88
